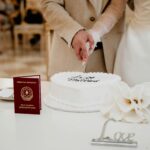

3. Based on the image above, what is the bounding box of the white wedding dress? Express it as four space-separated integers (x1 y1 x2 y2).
114 0 150 86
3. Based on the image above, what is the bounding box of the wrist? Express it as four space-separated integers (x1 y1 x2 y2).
88 29 101 43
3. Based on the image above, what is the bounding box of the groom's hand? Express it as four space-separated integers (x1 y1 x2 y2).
72 30 94 61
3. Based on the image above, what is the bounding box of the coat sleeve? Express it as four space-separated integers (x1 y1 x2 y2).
90 0 127 38
41 0 84 47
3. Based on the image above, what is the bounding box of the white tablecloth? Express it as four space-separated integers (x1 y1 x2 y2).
0 78 150 150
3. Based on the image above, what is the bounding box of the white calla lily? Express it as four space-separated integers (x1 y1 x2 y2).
113 82 134 113
100 81 150 123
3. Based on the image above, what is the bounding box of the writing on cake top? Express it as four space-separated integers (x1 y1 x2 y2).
68 75 100 83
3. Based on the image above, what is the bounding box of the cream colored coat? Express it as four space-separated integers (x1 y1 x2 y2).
41 0 125 77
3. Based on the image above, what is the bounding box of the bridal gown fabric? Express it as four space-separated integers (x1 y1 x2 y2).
114 0 150 86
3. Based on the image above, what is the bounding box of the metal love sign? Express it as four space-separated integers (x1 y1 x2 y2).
91 119 138 148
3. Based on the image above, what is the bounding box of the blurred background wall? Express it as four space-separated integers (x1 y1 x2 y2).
0 0 48 80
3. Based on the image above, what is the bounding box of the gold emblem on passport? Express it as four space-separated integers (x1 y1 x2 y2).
21 86 33 101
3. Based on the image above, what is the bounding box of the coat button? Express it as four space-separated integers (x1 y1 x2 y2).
90 17 96 22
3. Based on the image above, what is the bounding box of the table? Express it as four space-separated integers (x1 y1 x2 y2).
0 78 150 150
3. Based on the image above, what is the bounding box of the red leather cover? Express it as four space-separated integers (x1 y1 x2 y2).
13 75 41 114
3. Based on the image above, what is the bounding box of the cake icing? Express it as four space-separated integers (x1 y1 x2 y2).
45 72 121 112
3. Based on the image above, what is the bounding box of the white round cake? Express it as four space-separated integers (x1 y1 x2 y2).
44 72 121 112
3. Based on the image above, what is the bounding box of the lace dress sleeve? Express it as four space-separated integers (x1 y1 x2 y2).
89 0 127 42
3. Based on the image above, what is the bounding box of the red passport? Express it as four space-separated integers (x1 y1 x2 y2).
13 75 41 114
